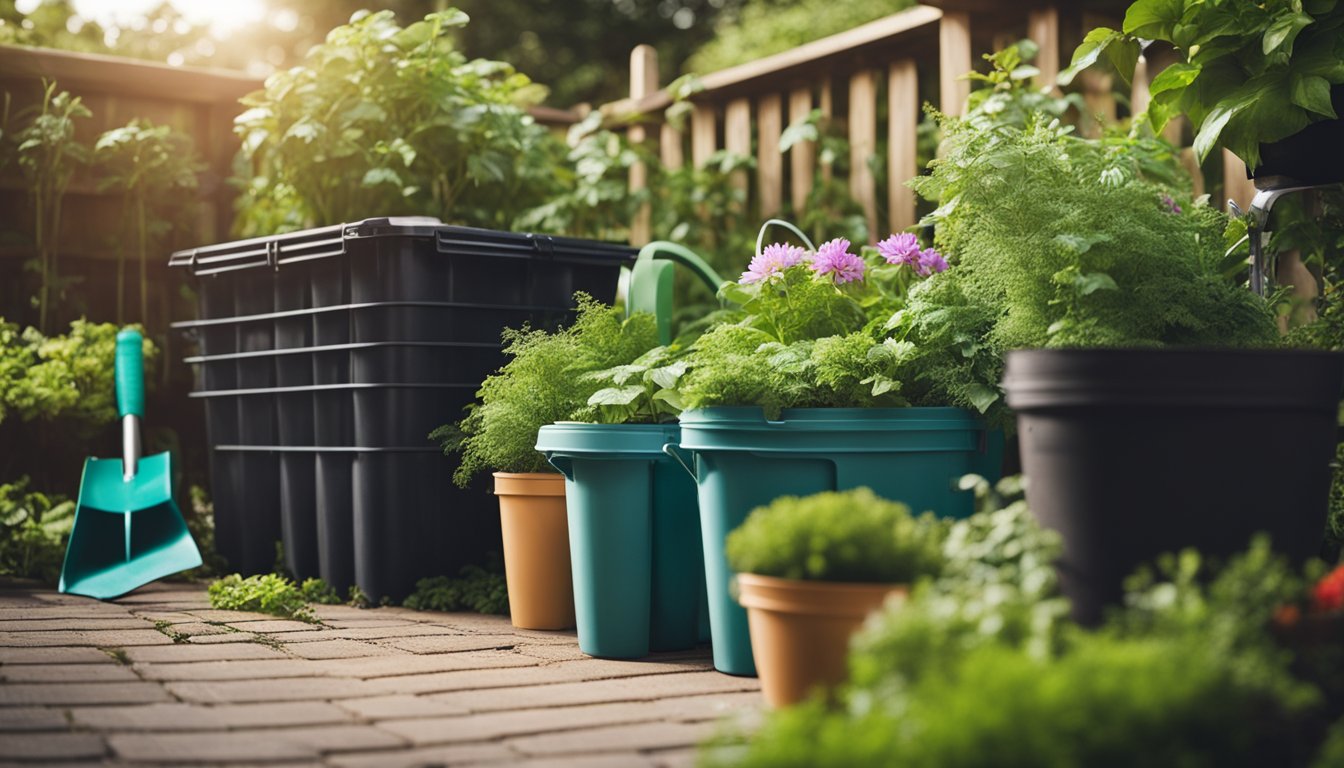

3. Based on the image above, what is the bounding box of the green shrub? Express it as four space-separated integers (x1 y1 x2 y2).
298 577 342 606
232 9 559 235
0 476 75 583
724 488 946 583
402 565 509 615
207 573 319 622
436 295 660 486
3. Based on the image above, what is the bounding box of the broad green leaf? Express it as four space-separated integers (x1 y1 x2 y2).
1291 74 1337 117
1074 272 1119 296
1192 97 1246 162
1149 62 1202 96
649 361 688 390
779 118 820 152
1123 0 1183 39
965 384 1000 414
588 385 644 407
1263 11 1313 56
1104 37 1142 87
361 167 403 187
1059 27 1120 86
652 388 684 411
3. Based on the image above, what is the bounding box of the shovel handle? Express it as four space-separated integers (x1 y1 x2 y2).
115 329 145 419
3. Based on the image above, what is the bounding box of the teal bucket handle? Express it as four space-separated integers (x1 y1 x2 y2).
620 241 727 346
115 329 145 419
754 218 815 257
662 443 697 481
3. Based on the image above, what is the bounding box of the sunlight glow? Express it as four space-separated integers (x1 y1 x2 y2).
64 0 268 39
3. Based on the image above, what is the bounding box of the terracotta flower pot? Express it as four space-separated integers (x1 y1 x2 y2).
493 472 575 630
736 573 904 707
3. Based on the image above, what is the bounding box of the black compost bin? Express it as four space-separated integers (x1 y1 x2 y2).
170 217 636 601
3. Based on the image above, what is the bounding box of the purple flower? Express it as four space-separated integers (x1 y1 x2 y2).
916 248 948 276
810 238 865 284
1161 194 1183 214
740 242 808 284
877 233 921 266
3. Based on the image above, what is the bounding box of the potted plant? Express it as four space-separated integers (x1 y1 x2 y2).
660 225 1002 676
1061 0 1344 184
436 294 659 630
724 487 946 708
904 111 1344 624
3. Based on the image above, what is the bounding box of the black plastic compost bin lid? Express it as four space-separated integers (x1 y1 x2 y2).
168 216 638 275
167 217 636 601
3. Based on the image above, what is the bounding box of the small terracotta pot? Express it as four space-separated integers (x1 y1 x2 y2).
736 573 904 708
494 472 575 630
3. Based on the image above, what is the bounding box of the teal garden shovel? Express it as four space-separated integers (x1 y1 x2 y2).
58 329 201 599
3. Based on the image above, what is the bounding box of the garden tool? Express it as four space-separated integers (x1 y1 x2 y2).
618 240 727 345
59 329 201 599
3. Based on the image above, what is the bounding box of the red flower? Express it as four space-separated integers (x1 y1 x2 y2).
1313 565 1344 613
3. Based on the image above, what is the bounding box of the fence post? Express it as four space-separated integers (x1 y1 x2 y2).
757 93 783 218
788 86 815 213
819 79 834 183
725 97 752 205
1027 7 1060 88
939 12 972 116
691 103 717 167
888 59 918 232
849 69 878 241
628 44 659 246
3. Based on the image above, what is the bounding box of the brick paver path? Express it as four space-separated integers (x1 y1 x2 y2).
0 580 760 766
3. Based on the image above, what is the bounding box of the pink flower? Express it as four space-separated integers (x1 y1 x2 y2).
916 248 948 277
877 233 921 266
810 238 865 284
740 243 808 284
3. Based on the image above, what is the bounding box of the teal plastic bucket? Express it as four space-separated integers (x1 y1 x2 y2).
537 422 705 659
667 407 1001 676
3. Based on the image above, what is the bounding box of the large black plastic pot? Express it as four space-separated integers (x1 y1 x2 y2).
1252 84 1344 185
170 217 634 601
1003 348 1344 625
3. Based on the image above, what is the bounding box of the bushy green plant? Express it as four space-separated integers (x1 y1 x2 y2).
724 488 945 584
207 573 319 622
0 476 75 583
902 117 1277 425
14 80 88 333
1063 0 1344 169
95 119 202 324
716 516 1335 766
402 564 509 615
233 9 559 235
0 319 156 436
436 296 661 486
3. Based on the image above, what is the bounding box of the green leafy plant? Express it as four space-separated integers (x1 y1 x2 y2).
436 296 660 486
233 8 558 235
724 487 946 583
207 573 322 622
14 79 89 332
403 564 509 615
0 476 75 583
903 116 1277 425
1062 0 1344 169
688 0 916 73
95 119 202 324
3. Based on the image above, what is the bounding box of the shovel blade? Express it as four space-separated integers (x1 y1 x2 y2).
59 454 203 600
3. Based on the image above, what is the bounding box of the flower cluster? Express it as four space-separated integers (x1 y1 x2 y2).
744 233 948 288
877 233 948 276
811 238 866 284
740 243 808 284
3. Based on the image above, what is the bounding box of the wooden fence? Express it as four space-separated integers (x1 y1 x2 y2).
599 1 1260 246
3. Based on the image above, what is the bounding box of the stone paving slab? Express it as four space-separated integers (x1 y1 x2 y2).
0 580 760 765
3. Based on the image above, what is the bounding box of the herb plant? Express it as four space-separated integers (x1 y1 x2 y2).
14 80 89 333
902 116 1277 425
95 119 202 324
207 573 320 622
0 476 75 583
724 487 946 584
233 9 558 234
1062 0 1344 169
402 564 509 615
436 296 660 486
